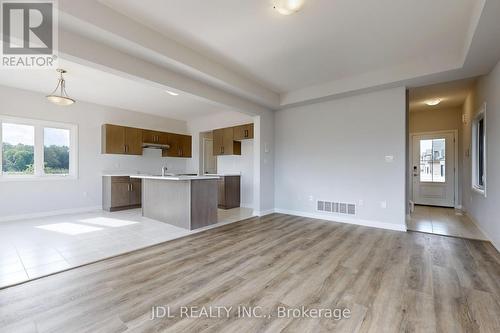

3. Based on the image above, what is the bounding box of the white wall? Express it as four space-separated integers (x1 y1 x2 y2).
254 110 275 215
274 87 407 230
0 85 189 220
217 140 254 207
462 60 500 251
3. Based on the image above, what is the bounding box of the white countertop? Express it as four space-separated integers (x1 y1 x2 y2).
130 175 220 181
204 173 241 176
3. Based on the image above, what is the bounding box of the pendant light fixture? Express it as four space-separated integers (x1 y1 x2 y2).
46 68 76 106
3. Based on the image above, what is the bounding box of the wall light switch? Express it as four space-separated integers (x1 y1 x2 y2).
380 201 387 209
385 155 394 163
264 143 270 153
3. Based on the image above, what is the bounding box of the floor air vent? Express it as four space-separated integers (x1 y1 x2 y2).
317 200 356 215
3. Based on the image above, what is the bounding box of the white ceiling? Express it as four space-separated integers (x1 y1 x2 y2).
100 0 480 93
409 78 476 112
0 60 225 121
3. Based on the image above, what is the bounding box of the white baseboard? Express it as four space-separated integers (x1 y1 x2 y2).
240 203 254 209
0 206 102 223
464 211 500 252
274 208 407 232
254 209 276 217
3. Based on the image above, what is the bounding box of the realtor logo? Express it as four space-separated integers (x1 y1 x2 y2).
1 0 58 68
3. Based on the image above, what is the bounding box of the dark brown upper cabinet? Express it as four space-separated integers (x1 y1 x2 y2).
102 124 142 155
233 123 254 140
102 124 191 158
142 130 168 145
213 127 241 156
180 134 192 158
162 133 192 158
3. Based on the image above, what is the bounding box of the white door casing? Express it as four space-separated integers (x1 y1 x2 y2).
411 131 456 207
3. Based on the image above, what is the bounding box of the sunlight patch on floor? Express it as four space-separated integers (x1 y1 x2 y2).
36 223 103 235
78 217 138 227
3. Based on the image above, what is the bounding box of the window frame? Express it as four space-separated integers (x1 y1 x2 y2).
471 103 487 197
0 115 78 181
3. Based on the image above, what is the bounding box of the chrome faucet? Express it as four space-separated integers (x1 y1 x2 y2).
161 165 168 177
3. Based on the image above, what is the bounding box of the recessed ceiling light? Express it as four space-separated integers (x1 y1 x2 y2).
273 0 305 15
425 98 441 106
166 90 179 96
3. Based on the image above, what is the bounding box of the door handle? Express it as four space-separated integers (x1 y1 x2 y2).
413 166 419 177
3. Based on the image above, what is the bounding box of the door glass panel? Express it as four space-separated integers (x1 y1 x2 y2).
420 138 446 183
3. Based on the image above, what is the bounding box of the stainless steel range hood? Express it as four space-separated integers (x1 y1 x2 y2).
142 143 170 149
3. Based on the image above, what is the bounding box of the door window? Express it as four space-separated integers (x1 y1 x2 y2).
419 138 446 183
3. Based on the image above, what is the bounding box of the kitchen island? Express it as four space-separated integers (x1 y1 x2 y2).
130 175 219 230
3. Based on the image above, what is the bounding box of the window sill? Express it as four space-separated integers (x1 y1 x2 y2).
0 175 78 182
472 186 486 197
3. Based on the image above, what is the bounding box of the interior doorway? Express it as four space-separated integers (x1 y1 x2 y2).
405 78 486 240
202 137 217 174
411 130 456 207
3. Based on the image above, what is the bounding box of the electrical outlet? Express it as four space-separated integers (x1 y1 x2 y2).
385 155 394 163
358 200 364 206
380 201 387 209
308 195 314 202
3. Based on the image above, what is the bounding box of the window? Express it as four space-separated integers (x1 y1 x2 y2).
419 138 446 183
472 105 486 195
44 127 70 175
0 116 77 180
2 123 35 175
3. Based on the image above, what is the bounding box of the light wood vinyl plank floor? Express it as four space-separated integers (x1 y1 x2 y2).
0 213 499 333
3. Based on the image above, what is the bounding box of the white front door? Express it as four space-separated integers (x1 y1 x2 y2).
412 132 455 207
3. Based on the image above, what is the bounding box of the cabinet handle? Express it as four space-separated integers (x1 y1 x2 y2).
124 145 128 153
130 184 133 192
221 146 224 154
244 130 248 138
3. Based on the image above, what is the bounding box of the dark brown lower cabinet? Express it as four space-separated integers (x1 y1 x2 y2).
102 176 142 211
217 175 241 209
